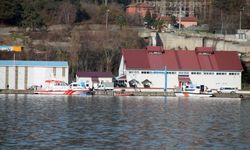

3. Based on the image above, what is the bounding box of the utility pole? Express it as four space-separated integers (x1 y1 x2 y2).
179 2 182 30
239 5 244 33
164 66 167 97
105 0 109 30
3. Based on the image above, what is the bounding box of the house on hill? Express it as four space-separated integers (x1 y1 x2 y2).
177 17 198 28
118 46 243 90
126 3 154 17
76 71 113 89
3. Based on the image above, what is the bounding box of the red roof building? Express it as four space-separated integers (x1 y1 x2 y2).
126 3 154 17
177 17 198 28
118 46 242 90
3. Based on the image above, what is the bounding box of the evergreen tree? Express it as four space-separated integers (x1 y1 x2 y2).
21 1 44 30
0 0 22 25
144 9 153 27
115 15 127 30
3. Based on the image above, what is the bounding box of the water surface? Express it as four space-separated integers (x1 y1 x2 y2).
0 95 250 149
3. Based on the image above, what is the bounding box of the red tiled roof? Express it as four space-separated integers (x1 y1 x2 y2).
76 71 113 78
122 47 243 71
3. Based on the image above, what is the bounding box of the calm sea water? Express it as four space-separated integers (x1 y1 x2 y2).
0 95 250 149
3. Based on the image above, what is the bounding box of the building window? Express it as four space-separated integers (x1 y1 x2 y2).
141 71 150 74
216 72 227 75
229 72 240 75
168 72 176 75
153 71 163 74
204 72 214 75
129 70 139 74
179 72 189 75
191 72 201 75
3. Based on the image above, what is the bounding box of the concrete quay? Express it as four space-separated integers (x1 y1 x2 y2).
0 89 33 94
1 89 250 99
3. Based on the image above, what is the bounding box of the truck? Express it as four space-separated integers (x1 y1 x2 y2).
96 82 114 90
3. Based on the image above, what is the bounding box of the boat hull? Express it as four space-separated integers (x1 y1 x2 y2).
34 89 89 95
175 92 213 97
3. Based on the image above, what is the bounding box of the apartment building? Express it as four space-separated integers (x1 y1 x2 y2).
131 0 212 20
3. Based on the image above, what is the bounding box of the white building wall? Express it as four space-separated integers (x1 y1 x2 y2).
8 67 15 89
56 67 68 81
98 77 112 83
126 70 179 88
32 67 50 86
190 73 241 90
0 67 6 89
18 67 25 89
0 66 68 90
32 67 68 86
118 56 126 76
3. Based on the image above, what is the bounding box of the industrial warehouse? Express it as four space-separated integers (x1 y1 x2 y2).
0 60 68 90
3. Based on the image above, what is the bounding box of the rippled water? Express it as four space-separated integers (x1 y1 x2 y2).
0 95 250 149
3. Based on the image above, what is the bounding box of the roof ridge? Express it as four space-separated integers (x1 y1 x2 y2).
208 55 214 70
196 53 202 70
174 51 182 70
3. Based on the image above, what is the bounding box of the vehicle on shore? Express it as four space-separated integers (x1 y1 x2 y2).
217 87 238 94
95 82 114 90
34 80 89 95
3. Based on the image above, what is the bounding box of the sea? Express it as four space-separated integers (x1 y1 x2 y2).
0 94 250 149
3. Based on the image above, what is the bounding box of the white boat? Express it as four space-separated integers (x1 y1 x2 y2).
174 85 214 97
34 80 90 95
69 82 92 95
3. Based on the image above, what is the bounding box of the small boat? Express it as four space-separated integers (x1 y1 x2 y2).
174 91 213 97
174 85 214 97
34 80 89 95
68 82 91 95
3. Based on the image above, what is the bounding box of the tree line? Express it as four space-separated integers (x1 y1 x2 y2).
0 0 136 29
209 0 249 34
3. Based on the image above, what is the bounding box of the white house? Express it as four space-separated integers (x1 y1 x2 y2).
76 71 113 89
0 60 68 90
118 46 243 90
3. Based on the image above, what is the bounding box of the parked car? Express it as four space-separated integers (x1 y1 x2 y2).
28 85 40 90
217 87 238 94
114 80 127 87
96 82 114 90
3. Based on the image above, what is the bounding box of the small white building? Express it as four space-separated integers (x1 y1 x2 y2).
76 71 113 89
0 60 68 90
118 46 243 90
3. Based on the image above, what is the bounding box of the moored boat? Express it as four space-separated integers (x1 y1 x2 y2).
174 91 213 97
174 84 214 97
34 80 89 95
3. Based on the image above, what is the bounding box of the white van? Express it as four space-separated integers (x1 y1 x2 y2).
217 87 238 94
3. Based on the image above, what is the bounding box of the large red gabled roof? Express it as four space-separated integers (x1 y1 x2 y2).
122 47 243 71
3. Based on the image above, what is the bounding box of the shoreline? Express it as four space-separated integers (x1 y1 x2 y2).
1 89 250 99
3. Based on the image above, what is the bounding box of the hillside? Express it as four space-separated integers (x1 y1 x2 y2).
0 24 146 80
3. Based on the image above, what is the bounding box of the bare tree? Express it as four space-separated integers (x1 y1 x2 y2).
57 1 77 24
